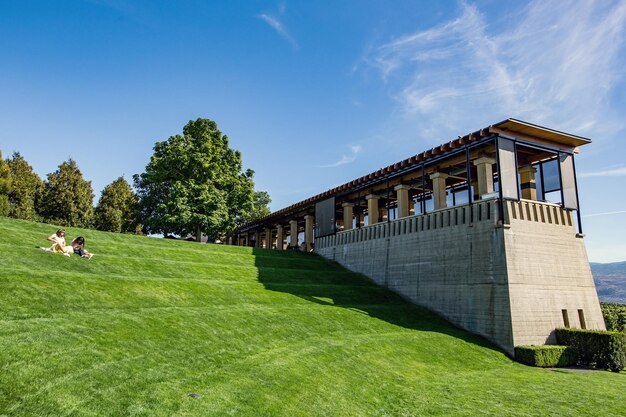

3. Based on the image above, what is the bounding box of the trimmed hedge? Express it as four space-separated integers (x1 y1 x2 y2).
514 345 578 367
556 328 626 372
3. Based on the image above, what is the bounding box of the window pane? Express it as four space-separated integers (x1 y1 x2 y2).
542 158 560 192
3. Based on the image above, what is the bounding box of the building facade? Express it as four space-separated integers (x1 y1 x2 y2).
238 119 605 355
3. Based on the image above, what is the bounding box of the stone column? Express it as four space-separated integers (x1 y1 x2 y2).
394 184 411 218
473 157 496 198
276 225 284 250
304 215 314 252
430 173 449 210
366 194 380 225
342 202 354 231
519 165 538 200
289 219 298 249
264 227 272 249
254 231 260 248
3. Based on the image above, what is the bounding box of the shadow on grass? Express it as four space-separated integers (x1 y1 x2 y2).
252 247 503 354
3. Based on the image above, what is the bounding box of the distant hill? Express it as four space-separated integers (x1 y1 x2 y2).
591 261 626 304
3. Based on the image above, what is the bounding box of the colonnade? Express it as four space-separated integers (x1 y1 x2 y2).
237 156 540 248
238 215 315 251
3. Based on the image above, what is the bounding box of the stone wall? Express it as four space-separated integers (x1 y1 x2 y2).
316 199 605 355
316 200 514 353
503 200 605 347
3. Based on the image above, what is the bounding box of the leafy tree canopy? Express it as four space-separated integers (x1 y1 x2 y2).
7 152 44 221
39 159 94 227
95 176 139 233
245 191 271 223
134 118 262 241
0 149 11 216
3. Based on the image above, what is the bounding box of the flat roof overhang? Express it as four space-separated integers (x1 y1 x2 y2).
239 119 591 232
492 118 591 148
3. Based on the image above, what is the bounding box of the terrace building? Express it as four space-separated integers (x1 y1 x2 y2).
237 119 605 355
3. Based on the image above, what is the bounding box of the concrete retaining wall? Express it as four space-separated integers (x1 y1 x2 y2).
503 200 605 347
316 199 605 355
316 200 514 353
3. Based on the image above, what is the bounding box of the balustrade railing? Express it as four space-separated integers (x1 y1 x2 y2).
316 198 574 249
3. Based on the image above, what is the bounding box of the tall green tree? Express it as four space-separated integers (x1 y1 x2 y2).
0 149 11 216
94 177 139 233
221 190 272 244
248 191 271 221
134 118 258 241
39 159 94 227
7 152 44 221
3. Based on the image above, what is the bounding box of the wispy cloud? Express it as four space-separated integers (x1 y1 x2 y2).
579 166 626 178
584 210 626 217
258 13 298 50
365 0 626 139
318 145 363 168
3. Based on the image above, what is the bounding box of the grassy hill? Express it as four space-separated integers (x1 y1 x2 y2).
0 217 624 417
592 261 626 304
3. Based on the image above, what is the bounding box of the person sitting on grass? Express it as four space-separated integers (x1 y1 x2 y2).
71 236 93 259
43 229 73 257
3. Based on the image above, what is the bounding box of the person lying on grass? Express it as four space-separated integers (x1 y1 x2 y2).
42 230 93 259
71 236 93 259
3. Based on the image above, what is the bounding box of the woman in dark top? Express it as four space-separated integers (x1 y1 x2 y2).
71 236 94 259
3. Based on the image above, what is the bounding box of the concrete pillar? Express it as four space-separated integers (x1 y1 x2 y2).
519 165 538 200
366 194 380 225
304 215 314 252
342 202 354 231
264 227 271 249
276 225 284 250
394 184 411 218
430 173 449 210
289 219 298 248
473 157 496 198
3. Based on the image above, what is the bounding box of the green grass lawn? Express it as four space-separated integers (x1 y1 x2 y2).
0 217 624 416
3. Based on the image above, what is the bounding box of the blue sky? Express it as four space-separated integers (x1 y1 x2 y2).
1 0 625 262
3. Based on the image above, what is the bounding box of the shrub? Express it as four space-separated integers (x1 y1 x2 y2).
601 303 626 333
556 328 626 372
514 345 578 367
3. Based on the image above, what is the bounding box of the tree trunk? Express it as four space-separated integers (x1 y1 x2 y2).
196 225 202 242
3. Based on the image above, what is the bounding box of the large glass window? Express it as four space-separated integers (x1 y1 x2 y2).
539 158 562 204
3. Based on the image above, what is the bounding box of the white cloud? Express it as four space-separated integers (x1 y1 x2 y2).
584 209 626 217
579 166 626 178
318 145 363 168
365 0 626 139
258 13 298 49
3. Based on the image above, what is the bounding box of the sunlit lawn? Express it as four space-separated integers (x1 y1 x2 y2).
0 217 624 416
